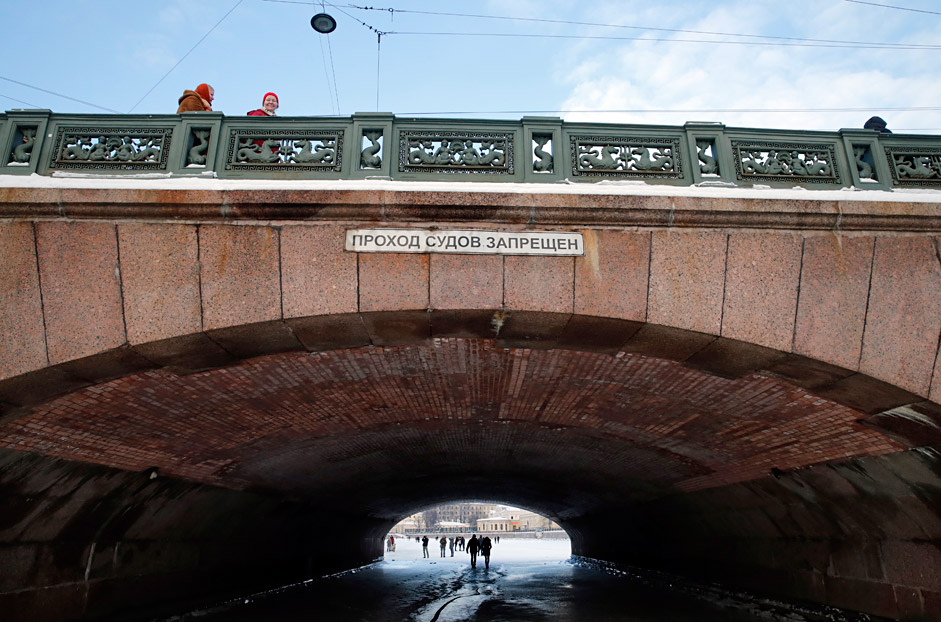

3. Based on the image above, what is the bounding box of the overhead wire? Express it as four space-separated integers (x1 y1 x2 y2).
344 4 941 49
841 0 941 16
0 75 118 113
251 2 941 123
324 34 342 115
378 31 940 51
0 92 41 109
127 0 245 113
318 0 342 115
393 106 941 116
316 1 389 113
316 35 338 115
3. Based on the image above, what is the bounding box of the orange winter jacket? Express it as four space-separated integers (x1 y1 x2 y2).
177 90 211 113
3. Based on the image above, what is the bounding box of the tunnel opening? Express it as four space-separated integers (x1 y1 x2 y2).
383 501 571 565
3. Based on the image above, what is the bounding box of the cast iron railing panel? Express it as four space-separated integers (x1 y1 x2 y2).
0 110 938 190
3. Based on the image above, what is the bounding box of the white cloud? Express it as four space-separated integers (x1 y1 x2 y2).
555 0 941 132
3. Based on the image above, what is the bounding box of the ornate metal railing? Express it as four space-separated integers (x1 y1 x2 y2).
1 109 939 190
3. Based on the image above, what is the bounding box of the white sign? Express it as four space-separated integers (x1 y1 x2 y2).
346 229 584 256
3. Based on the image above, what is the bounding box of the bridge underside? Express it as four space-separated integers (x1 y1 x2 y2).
1 319 939 621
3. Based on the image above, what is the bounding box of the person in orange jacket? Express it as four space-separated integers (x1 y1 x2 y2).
177 83 214 112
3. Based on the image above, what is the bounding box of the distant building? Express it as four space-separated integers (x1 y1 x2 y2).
477 516 520 532
477 508 560 532
390 503 559 534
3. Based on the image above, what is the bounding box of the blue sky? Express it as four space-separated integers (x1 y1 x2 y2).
2 0 940 133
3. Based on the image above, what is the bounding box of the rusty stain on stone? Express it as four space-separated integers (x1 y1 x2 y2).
582 229 600 279
491 310 508 336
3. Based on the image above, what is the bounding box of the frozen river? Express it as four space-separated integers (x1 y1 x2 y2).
164 538 867 622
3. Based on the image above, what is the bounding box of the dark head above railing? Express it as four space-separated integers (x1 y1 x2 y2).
1 110 939 190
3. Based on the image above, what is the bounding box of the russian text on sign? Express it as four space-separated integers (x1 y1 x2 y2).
346 229 584 256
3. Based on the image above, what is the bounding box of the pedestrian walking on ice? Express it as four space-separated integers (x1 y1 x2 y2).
467 534 480 568
481 535 493 569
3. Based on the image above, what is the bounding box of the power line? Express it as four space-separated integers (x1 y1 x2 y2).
263 2 939 49
317 32 338 115
0 92 41 109
0 75 118 113
842 0 941 16
128 0 244 113
345 4 941 50
382 30 940 51
394 106 941 116
325 33 342 115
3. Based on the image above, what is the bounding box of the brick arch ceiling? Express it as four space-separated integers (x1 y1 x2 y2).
0 338 903 523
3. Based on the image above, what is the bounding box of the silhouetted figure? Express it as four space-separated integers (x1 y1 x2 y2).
422 535 429 558
864 116 892 133
467 535 480 568
449 536 455 557
439 536 447 557
481 536 493 569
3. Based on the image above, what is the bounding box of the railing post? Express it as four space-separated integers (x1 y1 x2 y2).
173 111 225 175
839 128 893 190
351 112 395 179
522 116 564 183
684 122 733 185
0 109 52 176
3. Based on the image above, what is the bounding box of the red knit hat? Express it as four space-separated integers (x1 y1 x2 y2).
263 92 279 104
195 83 213 102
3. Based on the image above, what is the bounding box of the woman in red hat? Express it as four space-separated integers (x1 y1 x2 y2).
248 92 279 117
177 83 214 113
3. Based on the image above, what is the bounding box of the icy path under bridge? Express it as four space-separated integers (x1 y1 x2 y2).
158 539 872 622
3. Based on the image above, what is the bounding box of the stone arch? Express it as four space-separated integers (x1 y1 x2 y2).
2 187 941 620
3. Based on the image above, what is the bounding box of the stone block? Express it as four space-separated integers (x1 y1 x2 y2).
880 540 941 589
828 541 884 581
0 584 86 622
199 225 281 331
429 310 498 339
924 589 941 621
358 252 428 312
430 253 503 311
814 372 921 415
555 316 643 354
932 340 941 405
118 223 201 345
495 311 570 349
35 222 126 364
574 230 649 320
894 585 924 621
621 324 716 361
0 365 88 414
685 337 787 379
764 353 855 390
57 347 156 384
648 231 726 334
825 576 899 619
206 321 303 359
132 333 234 375
287 314 371 351
504 256 573 313
281 225 357 318
793 235 874 370
860 237 941 396
0 223 46 380
721 231 802 351
360 310 430 346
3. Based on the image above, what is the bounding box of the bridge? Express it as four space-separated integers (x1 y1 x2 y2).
1 111 940 621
